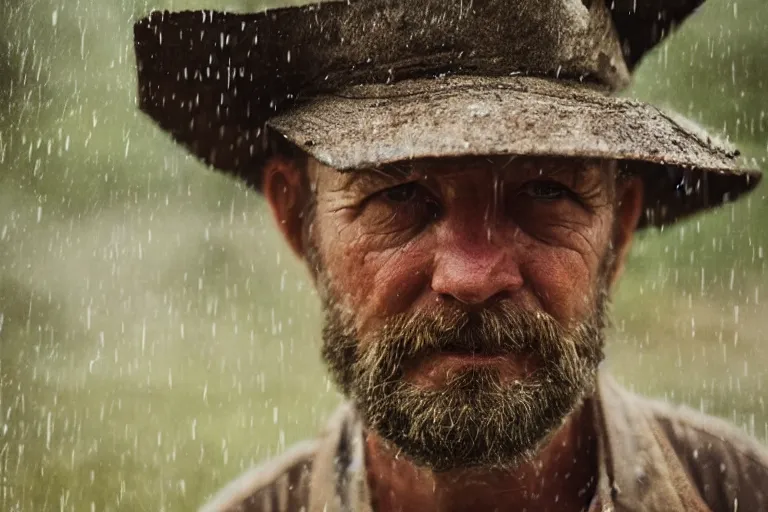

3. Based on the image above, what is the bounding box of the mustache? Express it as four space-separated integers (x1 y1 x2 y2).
350 303 598 377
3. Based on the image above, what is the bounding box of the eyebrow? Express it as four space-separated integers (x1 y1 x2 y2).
340 163 416 190
336 158 614 192
523 159 615 186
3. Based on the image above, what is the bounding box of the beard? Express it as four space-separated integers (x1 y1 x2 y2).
309 232 611 472
320 296 606 472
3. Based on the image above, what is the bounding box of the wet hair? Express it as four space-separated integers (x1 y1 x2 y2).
616 160 639 190
265 132 310 174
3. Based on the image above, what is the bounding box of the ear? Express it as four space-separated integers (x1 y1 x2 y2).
609 176 644 288
262 155 308 258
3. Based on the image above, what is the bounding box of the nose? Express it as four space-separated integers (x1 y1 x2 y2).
431 229 523 306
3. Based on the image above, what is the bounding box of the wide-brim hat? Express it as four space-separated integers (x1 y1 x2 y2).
133 0 762 229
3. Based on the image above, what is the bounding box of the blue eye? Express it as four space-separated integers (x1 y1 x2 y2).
522 181 568 200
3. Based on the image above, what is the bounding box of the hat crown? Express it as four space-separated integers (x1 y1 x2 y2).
134 0 632 174
292 0 631 90
137 1 632 96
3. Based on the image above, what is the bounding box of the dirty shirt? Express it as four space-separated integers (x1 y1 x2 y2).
201 373 768 512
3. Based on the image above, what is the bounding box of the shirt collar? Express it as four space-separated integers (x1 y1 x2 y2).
593 372 710 511
308 401 372 512
308 371 709 512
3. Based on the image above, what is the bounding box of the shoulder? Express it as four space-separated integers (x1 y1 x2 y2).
200 440 318 512
643 395 768 511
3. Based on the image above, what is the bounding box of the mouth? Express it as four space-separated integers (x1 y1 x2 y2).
403 350 535 388
431 352 509 364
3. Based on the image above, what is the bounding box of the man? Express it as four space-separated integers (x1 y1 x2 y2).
133 0 766 510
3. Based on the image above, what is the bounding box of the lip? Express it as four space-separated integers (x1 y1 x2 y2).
432 353 508 365
404 351 532 387
409 351 515 372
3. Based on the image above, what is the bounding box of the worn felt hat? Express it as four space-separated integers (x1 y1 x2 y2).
133 0 762 228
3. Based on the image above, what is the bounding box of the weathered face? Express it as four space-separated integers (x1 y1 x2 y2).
264 155 643 471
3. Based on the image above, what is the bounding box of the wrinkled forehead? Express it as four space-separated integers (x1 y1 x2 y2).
307 155 619 192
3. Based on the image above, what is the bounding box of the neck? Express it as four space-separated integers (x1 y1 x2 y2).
365 400 598 512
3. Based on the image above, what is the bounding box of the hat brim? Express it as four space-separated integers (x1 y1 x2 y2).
268 75 760 229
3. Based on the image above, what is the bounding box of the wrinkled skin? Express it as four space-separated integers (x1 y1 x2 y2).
262 154 644 512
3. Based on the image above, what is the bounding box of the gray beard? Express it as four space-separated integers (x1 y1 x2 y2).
319 291 608 472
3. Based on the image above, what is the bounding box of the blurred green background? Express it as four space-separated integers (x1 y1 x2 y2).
1 0 767 510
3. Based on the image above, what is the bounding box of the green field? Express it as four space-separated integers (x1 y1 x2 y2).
1 0 767 510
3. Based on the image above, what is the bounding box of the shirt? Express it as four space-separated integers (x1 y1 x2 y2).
201 373 768 512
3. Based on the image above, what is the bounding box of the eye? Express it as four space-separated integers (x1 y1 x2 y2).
364 182 441 229
520 180 569 200
381 182 421 203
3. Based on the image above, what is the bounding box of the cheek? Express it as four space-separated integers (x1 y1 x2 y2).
518 223 611 327
523 249 593 325
317 217 433 331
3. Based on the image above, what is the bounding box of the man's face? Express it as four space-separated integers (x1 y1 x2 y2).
269 156 639 471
